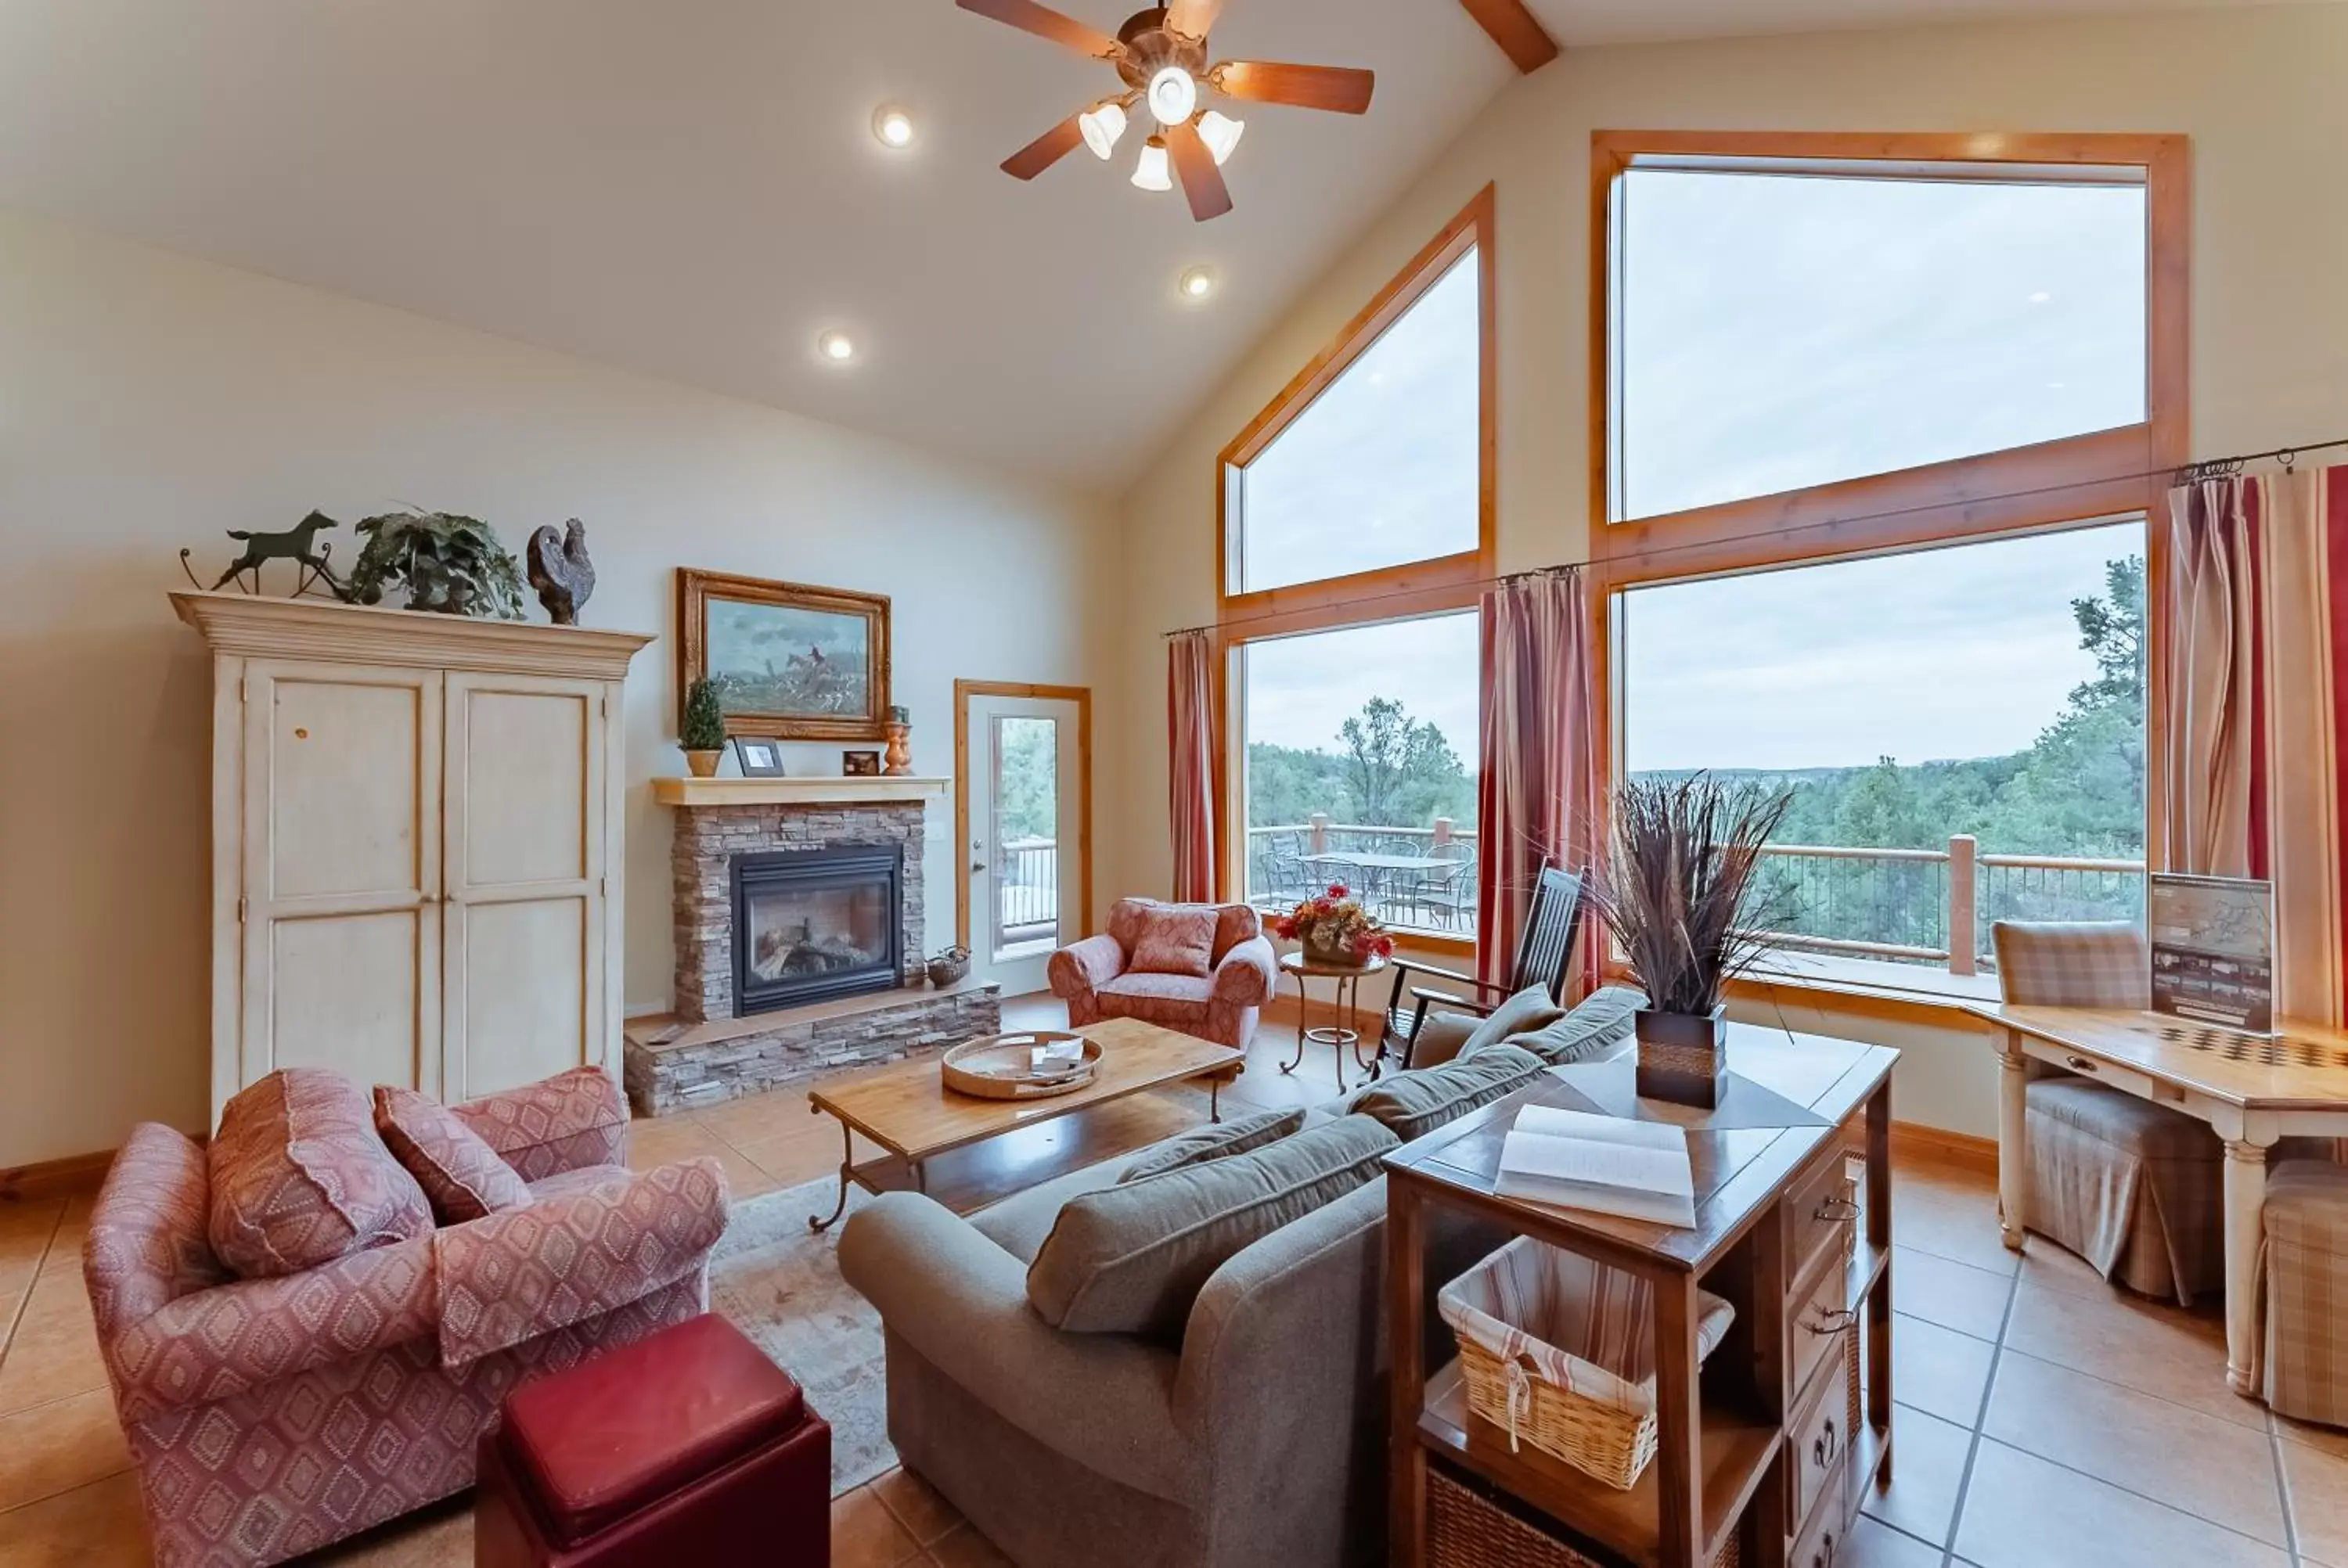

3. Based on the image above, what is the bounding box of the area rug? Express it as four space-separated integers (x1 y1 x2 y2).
708 1176 891 1496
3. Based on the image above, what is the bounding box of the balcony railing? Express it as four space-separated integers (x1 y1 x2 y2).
997 836 1058 947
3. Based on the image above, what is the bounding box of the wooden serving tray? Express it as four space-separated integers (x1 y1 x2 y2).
940 1032 1103 1099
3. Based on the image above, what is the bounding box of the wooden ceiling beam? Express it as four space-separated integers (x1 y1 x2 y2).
1459 0 1559 72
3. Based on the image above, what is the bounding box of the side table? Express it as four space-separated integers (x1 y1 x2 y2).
1278 951 1390 1091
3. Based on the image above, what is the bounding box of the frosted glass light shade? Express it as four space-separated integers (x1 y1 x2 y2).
1132 137 1172 191
1079 101 1127 160
1198 110 1244 166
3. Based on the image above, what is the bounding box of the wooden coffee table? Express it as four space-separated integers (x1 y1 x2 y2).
804 1016 1245 1232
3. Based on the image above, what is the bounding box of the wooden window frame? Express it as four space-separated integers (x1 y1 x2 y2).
953 679 1094 955
1589 129 2189 981
1210 186 1500 951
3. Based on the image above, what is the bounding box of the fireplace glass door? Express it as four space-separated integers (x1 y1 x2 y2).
732 845 903 1014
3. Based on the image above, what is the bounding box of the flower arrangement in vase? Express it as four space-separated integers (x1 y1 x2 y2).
1272 883 1396 968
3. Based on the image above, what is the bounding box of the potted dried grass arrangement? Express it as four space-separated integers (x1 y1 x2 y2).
1594 774 1794 1109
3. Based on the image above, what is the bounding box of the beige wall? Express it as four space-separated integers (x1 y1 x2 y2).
0 210 1112 1167
1104 3 2348 1135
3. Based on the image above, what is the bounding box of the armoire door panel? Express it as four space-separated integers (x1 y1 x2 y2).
266 908 433 1090
447 897 593 1100
458 685 592 888
254 672 431 901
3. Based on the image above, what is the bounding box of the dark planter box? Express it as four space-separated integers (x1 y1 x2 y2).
1635 1005 1728 1109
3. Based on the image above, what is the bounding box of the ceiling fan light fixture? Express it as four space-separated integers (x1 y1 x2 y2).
1147 65 1197 126
1197 110 1245 166
1079 99 1128 160
1132 135 1172 191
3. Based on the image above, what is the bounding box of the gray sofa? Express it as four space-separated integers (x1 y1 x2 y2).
837 985 1644 1568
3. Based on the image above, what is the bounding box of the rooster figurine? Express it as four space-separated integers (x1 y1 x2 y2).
525 518 596 625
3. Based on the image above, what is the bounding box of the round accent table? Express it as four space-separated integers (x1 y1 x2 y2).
1277 950 1390 1091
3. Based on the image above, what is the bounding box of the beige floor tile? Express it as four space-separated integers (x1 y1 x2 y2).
315 1494 474 1566
694 1088 819 1147
627 1115 779 1200
1845 1516 1945 1568
1891 1314 1994 1427
1858 1401 1972 1547
2276 1413 2348 1462
2010 1233 2119 1301
0 1469 151 1568
926 1523 1017 1568
834 1483 921 1566
0 1275 107 1415
1954 1439 2288 1568
873 1466 963 1546
1982 1348 2285 1545
2281 1435 2348 1567
1892 1246 2012 1341
2000 1278 2251 1430
0 1387 131 1514
1896 1181 2022 1278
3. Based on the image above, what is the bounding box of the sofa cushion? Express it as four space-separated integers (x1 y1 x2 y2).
1100 971 1215 1007
1028 1116 1399 1340
374 1085 533 1223
1511 985 1647 1066
1119 1109 1307 1184
1129 906 1219 977
1345 1045 1548 1143
209 1069 434 1279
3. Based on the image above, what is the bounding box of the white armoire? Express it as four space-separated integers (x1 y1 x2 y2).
173 592 650 1123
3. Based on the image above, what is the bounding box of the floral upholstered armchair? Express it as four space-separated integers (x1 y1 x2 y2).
83 1066 730 1567
1047 897 1278 1050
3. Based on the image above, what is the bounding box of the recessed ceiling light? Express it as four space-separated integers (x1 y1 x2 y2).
1178 266 1217 300
816 329 857 364
872 106 916 149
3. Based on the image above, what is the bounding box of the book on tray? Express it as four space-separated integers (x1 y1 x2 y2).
1494 1105 1698 1228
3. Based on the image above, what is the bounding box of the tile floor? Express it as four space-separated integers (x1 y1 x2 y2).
1 1001 2339 1567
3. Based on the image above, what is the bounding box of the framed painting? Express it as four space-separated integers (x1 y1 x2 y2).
676 569 892 741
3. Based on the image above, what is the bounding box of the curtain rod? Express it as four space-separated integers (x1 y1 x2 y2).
1160 434 2348 640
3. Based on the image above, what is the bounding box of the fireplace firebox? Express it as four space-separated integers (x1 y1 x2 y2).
730 845 905 1016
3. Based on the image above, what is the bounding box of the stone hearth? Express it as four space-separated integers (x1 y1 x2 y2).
625 778 1001 1114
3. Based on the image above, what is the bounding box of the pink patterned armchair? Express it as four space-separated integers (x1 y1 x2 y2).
1047 897 1277 1049
82 1069 730 1567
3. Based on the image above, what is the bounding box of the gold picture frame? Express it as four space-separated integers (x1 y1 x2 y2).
676 568 892 742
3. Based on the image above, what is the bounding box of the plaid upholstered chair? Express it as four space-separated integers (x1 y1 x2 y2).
2259 1159 2348 1427
1992 920 2225 1304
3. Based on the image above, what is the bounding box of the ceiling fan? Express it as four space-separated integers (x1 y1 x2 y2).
956 0 1376 222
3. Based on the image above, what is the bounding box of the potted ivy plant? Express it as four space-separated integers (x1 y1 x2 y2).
336 510 528 619
680 678 728 779
1594 773 1794 1108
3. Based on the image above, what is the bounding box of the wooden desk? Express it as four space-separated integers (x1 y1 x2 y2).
1972 1004 2348 1394
1386 1027 1897 1568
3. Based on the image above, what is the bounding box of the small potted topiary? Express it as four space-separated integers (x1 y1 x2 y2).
680 678 727 778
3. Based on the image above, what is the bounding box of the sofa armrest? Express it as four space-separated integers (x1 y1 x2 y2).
1048 933 1126 1000
449 1066 628 1181
84 1124 232 1342
838 1192 1194 1502
103 1233 437 1425
1211 935 1277 1007
434 1156 728 1367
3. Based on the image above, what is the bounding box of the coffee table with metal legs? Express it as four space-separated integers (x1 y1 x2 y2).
802 1015 1245 1232
1277 951 1391 1091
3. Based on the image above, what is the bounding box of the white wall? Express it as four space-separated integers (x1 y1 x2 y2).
1104 3 2348 1135
0 210 1112 1167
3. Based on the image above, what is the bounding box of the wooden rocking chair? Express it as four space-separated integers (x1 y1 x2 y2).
1376 865 1588 1073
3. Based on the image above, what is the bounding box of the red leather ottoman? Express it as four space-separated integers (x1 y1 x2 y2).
475 1314 830 1568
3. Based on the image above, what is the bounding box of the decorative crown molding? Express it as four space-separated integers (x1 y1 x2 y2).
170 591 652 680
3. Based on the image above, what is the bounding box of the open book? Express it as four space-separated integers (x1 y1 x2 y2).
1494 1105 1698 1228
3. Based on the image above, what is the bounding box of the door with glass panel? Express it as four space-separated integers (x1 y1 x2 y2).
960 687 1087 998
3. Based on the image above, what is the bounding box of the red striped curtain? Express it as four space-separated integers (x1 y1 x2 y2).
1475 568 1601 998
1166 629 1219 903
2163 477 2270 881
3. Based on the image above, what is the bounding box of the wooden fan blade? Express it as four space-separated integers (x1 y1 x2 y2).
956 0 1119 58
1211 60 1374 114
1165 0 1223 41
1460 0 1559 72
1002 115 1086 180
1165 119 1233 221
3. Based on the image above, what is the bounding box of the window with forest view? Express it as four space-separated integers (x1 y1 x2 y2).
1242 613 1480 937
1619 522 2146 971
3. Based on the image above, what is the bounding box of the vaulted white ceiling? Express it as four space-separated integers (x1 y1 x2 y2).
0 0 2294 493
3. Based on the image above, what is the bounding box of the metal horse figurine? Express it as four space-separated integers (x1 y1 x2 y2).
181 511 342 596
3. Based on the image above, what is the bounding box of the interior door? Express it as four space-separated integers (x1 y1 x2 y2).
965 692 1085 997
239 661 442 1099
441 671 607 1101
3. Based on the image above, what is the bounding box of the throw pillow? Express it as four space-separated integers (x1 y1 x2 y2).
1459 985 1569 1056
448 1065 629 1182
1510 985 1648 1066
1406 1011 1481 1070
1129 906 1219 977
1118 1107 1307 1184
208 1068 435 1280
1028 1115 1399 1340
373 1085 534 1223
1345 1044 1547 1143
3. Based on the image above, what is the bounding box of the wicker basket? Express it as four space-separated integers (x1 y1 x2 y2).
1428 1464 1741 1568
1438 1238 1736 1491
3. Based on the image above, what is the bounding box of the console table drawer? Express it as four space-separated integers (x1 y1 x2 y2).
1789 1476 1850 1568
1788 1320 1858 1538
1788 1238 1857 1405
1784 1137 1864 1283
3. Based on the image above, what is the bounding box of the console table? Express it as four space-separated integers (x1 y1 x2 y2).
1385 1027 1896 1568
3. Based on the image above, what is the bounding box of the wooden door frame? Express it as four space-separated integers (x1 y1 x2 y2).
953 680 1095 955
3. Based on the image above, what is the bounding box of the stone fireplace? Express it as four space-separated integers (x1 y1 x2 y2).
624 777 1001 1114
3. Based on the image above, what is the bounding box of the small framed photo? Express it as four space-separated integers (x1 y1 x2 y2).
842 750 882 776
733 737 787 778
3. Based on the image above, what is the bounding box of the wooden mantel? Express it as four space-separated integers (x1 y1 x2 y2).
652 776 952 807
171 590 653 679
